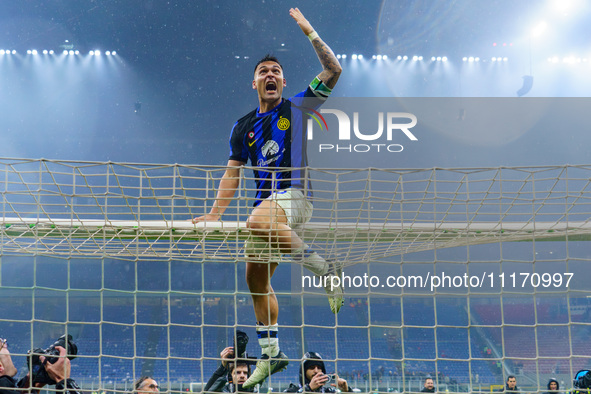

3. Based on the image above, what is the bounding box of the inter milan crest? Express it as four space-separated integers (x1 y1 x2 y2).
277 116 290 131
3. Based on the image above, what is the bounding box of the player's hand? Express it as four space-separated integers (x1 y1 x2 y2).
333 375 349 392
289 8 314 36
309 373 328 391
40 346 70 383
220 346 235 368
191 213 220 223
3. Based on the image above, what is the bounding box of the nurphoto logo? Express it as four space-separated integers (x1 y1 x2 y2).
306 109 418 153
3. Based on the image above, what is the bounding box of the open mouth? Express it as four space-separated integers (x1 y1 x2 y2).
265 81 277 93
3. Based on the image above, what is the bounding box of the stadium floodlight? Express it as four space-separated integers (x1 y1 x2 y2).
94 50 101 56
43 50 48 55
106 51 111 56
336 54 341 59
358 54 363 59
468 56 475 62
377 55 383 60
442 56 448 62
89 50 95 56
382 55 387 60
531 21 548 38
431 56 436 61
462 57 468 62
492 57 497 62
412 55 418 61
49 50 54 55
436 56 442 61
0 50 5 55
352 54 358 60
475 57 480 62
69 50 74 55
397 55 402 60
503 57 508 62
372 55 377 59
551 0 583 15
341 54 346 59
63 50 68 55
112 51 117 55
75 50 79 55
402 55 408 60
27 50 32 54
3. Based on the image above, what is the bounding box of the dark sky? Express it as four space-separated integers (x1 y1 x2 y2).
1 0 590 166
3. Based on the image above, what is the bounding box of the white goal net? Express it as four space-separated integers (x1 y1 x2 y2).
1 158 590 393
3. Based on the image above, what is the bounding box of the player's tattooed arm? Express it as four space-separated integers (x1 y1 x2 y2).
311 37 342 89
289 7 342 89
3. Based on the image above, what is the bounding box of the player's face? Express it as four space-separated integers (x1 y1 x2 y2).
253 61 286 104
306 365 323 381
507 378 516 389
137 378 159 393
425 379 434 390
233 365 249 385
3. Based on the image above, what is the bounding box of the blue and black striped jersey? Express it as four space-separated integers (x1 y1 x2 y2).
229 87 323 206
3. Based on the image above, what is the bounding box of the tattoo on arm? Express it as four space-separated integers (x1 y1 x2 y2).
311 38 342 89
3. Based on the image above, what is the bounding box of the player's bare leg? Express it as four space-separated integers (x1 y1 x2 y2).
243 248 288 388
247 199 344 313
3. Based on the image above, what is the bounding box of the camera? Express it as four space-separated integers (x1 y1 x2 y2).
27 334 78 385
234 330 249 359
574 370 591 390
325 374 337 383
231 330 257 366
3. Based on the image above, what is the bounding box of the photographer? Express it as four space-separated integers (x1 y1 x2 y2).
16 335 80 394
204 330 256 393
204 347 253 393
284 352 351 393
36 345 81 394
133 377 160 393
0 338 18 394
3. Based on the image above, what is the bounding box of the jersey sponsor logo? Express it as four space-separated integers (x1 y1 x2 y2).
277 116 290 131
261 140 280 158
257 148 285 167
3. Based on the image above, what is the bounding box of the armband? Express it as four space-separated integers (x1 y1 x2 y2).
307 31 319 42
309 76 332 99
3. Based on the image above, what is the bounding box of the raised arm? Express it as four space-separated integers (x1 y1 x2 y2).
289 7 342 89
192 160 245 222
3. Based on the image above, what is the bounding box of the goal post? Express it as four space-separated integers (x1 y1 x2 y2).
1 158 590 393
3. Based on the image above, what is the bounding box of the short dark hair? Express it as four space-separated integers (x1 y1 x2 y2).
254 54 283 73
425 377 434 383
134 376 154 392
228 361 251 382
507 375 516 381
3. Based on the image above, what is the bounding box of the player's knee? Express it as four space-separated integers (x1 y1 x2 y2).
246 216 271 234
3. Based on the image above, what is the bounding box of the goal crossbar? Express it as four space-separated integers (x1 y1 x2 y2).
2 217 590 263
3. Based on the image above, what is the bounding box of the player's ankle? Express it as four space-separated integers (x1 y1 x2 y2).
262 345 279 358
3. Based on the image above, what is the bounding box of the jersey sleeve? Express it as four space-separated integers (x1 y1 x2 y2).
228 122 249 162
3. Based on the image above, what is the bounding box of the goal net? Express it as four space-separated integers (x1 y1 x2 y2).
0 158 589 393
